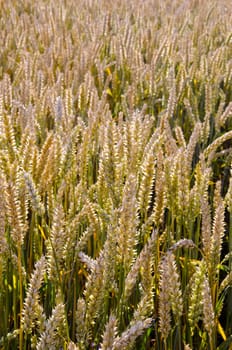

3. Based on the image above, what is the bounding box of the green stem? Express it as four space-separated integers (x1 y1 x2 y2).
18 244 23 350
178 320 182 350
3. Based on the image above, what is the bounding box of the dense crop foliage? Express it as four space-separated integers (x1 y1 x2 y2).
0 0 232 349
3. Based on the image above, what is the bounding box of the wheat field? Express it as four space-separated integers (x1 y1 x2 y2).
0 0 232 349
